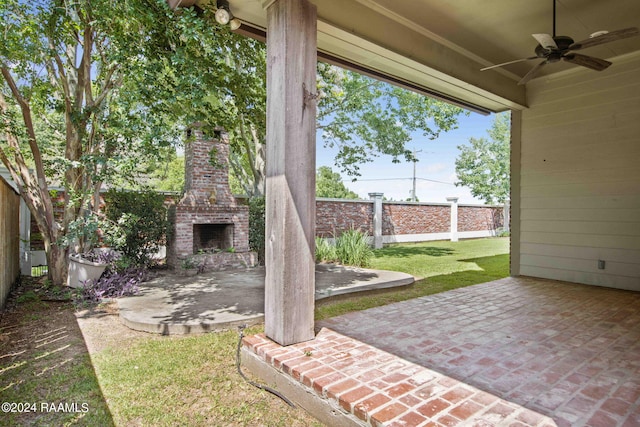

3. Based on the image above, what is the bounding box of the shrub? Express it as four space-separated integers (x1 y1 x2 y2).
334 229 373 267
104 189 168 266
315 229 373 267
496 228 510 237
315 236 337 263
248 196 265 264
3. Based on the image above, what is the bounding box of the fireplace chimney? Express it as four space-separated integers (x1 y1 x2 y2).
167 124 256 271
181 125 235 207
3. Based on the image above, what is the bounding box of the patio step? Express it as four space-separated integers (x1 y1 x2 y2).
241 328 557 426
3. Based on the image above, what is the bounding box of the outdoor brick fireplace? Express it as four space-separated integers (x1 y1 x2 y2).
167 125 256 271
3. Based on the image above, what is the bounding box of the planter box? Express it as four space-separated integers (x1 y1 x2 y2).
67 254 108 289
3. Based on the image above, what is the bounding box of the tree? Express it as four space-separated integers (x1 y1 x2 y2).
114 6 467 199
148 149 185 193
454 112 510 204
226 62 468 196
0 0 187 284
316 166 359 199
316 63 465 178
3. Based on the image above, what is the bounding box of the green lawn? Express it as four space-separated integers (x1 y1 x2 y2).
370 237 509 279
316 237 510 320
92 326 320 427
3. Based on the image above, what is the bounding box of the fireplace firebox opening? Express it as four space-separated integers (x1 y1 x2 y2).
193 224 234 253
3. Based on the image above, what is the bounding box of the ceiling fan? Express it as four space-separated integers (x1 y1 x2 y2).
481 0 639 85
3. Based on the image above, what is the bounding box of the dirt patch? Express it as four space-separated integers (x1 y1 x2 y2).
0 277 113 426
75 302 156 355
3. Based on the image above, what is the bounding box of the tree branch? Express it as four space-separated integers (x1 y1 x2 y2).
1 67 49 192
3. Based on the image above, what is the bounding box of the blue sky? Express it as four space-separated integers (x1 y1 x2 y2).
316 111 497 204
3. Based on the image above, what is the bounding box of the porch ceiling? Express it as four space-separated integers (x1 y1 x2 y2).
229 0 640 113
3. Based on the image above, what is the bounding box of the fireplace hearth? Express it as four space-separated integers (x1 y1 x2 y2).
193 223 234 252
167 125 257 271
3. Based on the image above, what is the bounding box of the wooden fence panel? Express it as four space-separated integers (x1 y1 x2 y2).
0 175 20 308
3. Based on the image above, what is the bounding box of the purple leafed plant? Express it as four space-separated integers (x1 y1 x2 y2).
77 267 146 304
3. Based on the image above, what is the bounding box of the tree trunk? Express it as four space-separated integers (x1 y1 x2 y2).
46 243 68 286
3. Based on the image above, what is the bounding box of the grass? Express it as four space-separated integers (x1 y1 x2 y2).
370 237 509 279
316 229 374 267
92 326 321 427
316 238 510 320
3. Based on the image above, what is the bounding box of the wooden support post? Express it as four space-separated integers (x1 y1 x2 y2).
264 0 317 346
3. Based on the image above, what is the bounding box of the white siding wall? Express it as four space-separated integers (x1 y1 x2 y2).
519 52 640 291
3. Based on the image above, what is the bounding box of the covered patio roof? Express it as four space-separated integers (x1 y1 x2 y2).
231 0 640 113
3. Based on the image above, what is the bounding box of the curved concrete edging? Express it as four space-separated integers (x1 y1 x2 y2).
117 265 414 335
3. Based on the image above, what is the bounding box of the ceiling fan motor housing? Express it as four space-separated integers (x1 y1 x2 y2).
535 35 575 61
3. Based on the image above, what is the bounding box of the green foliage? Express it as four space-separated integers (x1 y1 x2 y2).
315 237 337 263
455 112 511 204
16 290 39 304
317 63 467 177
0 0 188 283
316 229 373 267
57 211 125 253
316 166 359 199
148 150 185 192
103 189 168 266
248 196 265 264
180 257 198 270
334 229 374 267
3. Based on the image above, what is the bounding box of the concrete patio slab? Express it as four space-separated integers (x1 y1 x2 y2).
117 264 413 335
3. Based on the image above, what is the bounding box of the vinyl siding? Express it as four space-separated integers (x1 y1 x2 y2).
519 52 640 291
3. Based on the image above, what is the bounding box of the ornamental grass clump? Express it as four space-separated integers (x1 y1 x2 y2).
335 229 373 268
315 236 337 263
316 229 373 267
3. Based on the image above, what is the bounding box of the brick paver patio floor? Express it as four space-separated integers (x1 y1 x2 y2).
243 277 640 426
317 277 640 426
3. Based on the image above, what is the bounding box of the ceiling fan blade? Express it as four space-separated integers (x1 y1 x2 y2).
481 56 539 71
518 61 547 85
569 27 639 51
532 33 558 49
563 53 612 71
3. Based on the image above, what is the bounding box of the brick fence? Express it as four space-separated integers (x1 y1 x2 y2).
316 195 504 248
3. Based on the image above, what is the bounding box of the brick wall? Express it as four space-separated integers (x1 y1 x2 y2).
170 205 250 258
184 127 235 206
382 203 450 235
32 193 504 257
316 198 504 241
459 205 503 232
315 200 373 238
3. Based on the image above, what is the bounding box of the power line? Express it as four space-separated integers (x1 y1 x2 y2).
343 177 456 186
